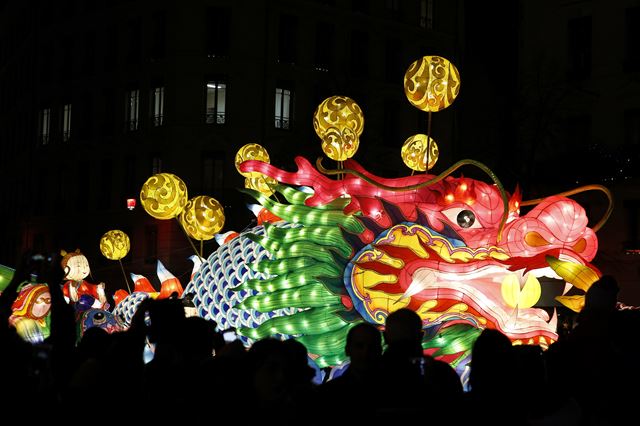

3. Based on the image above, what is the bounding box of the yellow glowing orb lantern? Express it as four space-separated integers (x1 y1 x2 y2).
179 195 225 241
100 230 130 260
245 175 277 196
401 134 439 172
404 56 461 112
140 173 188 220
313 96 364 161
235 143 271 178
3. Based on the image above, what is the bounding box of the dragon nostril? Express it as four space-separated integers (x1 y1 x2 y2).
572 238 587 253
524 231 550 247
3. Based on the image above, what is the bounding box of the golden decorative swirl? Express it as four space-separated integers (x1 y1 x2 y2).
316 157 509 243
521 184 613 233
245 175 277 196
100 230 130 260
178 195 225 241
404 56 461 112
401 134 439 171
140 173 188 220
235 143 270 178
313 96 364 161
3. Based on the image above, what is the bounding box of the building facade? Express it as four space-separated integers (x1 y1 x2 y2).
0 0 462 293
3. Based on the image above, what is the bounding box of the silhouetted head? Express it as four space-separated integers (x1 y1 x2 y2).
584 275 619 312
383 308 424 346
469 328 514 393
345 322 382 371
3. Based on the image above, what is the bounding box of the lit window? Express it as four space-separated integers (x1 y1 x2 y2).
126 89 140 131
39 108 51 145
205 81 226 124
275 87 292 129
62 104 72 142
151 86 164 126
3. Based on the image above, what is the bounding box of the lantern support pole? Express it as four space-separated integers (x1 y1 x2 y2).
260 175 281 202
200 240 204 258
426 111 432 173
118 259 132 293
175 218 202 259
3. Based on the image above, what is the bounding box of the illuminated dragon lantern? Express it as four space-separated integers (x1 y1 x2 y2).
185 155 611 373
184 56 613 374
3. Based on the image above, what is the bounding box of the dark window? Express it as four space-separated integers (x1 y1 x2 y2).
206 7 230 58
350 30 369 78
385 0 401 20
151 11 166 61
83 31 95 74
205 80 227 124
314 22 334 72
352 0 369 14
100 159 113 210
40 45 53 83
151 155 162 174
624 7 640 72
56 167 71 211
567 16 592 80
420 0 433 29
103 90 115 136
385 39 402 83
61 37 74 82
126 17 142 64
202 153 224 192
105 26 118 70
278 14 298 64
145 224 158 264
77 168 90 212
123 156 136 195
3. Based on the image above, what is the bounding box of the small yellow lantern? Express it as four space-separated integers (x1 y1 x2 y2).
401 134 439 172
404 56 461 113
100 230 130 261
313 96 364 161
179 195 225 241
235 143 270 179
140 173 188 220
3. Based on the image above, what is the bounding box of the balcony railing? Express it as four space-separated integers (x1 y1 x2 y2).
206 112 226 124
275 116 290 129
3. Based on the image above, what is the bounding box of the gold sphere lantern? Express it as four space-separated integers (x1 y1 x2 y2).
401 134 439 172
179 195 225 241
404 56 461 112
313 96 364 161
100 230 130 261
140 173 188 220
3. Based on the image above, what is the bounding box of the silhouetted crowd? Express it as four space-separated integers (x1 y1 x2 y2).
1 251 639 425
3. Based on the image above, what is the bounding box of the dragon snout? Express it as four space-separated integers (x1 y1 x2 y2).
502 197 598 261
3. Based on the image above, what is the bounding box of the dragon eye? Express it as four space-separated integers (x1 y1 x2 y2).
457 210 476 228
93 311 106 324
442 207 482 229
